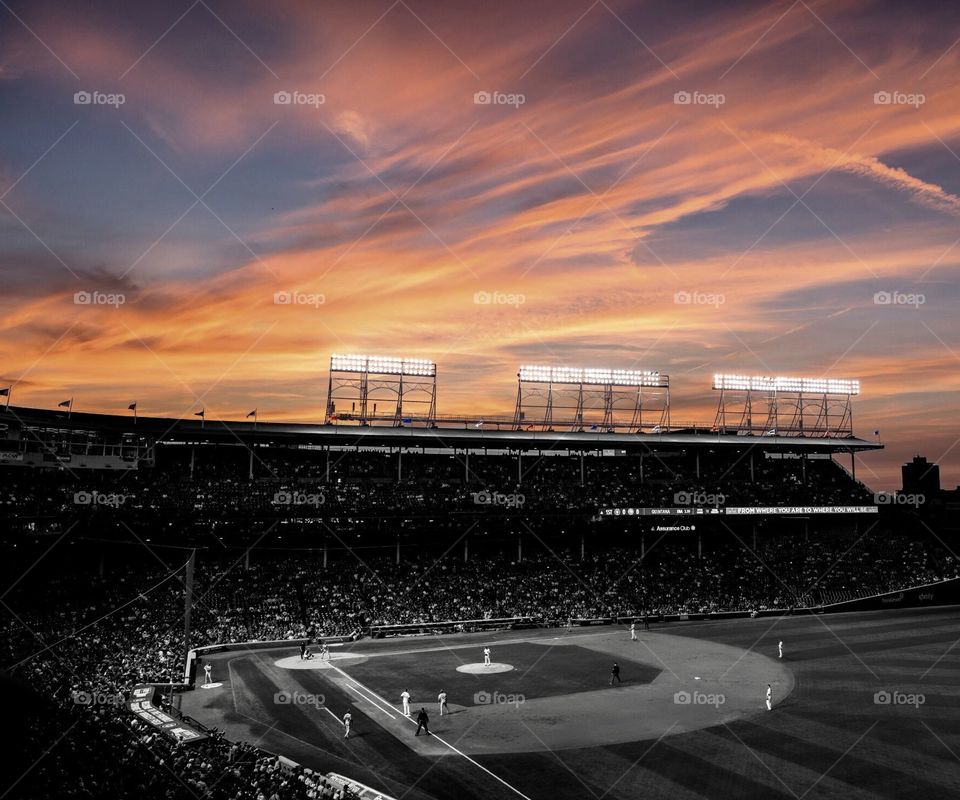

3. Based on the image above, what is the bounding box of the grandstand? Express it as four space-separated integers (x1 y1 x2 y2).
3 373 960 800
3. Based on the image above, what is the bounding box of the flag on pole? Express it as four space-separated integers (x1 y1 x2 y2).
128 402 137 411
0 388 9 397
246 409 257 418
58 399 72 408
194 409 205 418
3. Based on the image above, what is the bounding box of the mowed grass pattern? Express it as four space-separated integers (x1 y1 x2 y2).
203 607 960 800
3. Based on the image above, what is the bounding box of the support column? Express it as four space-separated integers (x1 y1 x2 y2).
580 533 585 561
395 532 401 565
325 447 330 483
697 532 702 559
248 449 254 480
184 549 196 662
465 451 470 482
580 452 585 487
463 535 469 563
641 531 646 559
398 449 402 482
517 532 522 563
323 538 328 568
244 549 250 570
750 450 755 482
695 450 700 479
752 523 757 551
518 451 522 485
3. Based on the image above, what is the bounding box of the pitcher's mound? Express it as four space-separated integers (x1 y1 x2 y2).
456 662 514 674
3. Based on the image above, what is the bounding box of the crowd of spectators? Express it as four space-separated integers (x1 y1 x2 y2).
0 446 875 524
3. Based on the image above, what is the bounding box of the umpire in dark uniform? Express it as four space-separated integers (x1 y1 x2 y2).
415 707 430 736
610 662 621 684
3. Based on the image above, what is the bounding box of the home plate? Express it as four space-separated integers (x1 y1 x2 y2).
200 682 223 689
456 662 514 674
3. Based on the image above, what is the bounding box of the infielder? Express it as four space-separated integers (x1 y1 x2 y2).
778 640 783 659
483 647 491 666
765 684 772 711
438 690 448 715
343 710 352 738
401 689 411 716
630 622 637 641
320 643 330 661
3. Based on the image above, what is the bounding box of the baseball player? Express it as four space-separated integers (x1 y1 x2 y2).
203 664 213 685
320 643 330 661
630 622 637 641
778 640 783 659
415 707 430 736
343 710 352 738
483 647 491 666
766 684 772 711
401 689 411 716
438 690 448 715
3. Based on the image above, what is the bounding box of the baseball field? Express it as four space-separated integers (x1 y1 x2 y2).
182 606 960 799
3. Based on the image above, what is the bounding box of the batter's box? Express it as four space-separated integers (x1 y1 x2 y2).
343 642 661 706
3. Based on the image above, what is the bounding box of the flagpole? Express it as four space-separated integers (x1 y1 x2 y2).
3 386 10 411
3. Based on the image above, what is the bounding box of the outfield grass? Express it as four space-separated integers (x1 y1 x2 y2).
187 606 960 800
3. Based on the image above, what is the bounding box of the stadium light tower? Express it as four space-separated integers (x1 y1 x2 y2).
712 374 860 437
513 365 669 433
326 354 437 426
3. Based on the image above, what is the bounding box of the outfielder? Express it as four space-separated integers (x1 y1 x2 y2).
778 640 783 659
343 710 352 738
766 684 772 711
630 622 637 641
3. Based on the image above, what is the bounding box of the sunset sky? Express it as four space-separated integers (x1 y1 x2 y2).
1 0 959 489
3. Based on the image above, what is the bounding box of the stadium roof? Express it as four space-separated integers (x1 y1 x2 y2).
1 406 883 453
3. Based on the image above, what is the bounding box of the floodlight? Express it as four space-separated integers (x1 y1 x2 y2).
713 374 859 395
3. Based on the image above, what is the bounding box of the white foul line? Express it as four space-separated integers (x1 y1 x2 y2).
325 662 532 800
348 683 398 719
